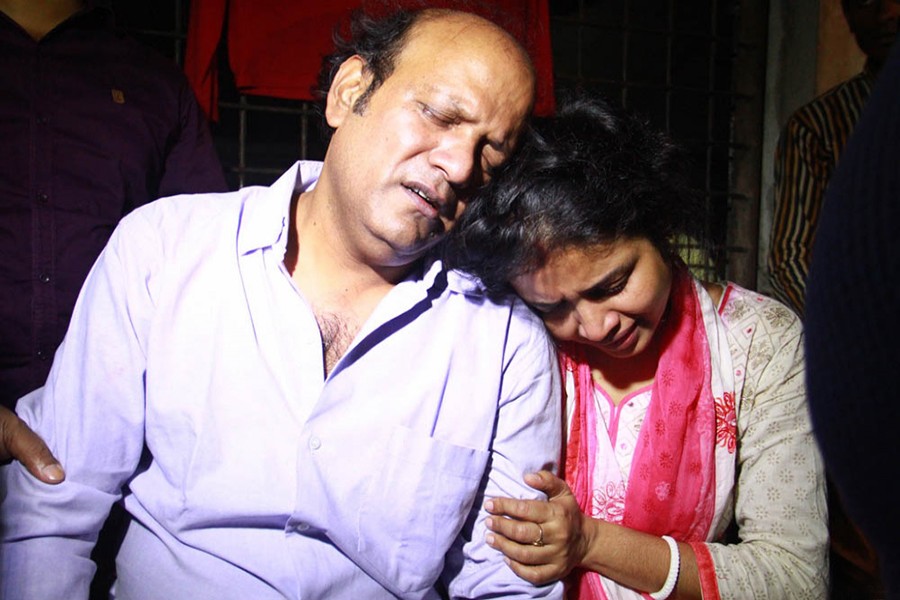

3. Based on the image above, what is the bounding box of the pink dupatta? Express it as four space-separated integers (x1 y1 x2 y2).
561 267 716 599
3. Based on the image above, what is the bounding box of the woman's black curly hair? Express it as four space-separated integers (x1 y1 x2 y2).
445 93 709 298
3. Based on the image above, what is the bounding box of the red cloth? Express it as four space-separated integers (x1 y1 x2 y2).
690 541 721 600
185 0 555 122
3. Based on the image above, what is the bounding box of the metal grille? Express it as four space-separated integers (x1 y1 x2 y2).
550 0 744 282
111 1 325 191
114 0 766 286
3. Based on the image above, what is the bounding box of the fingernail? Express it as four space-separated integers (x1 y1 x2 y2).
485 533 495 546
484 499 494 511
41 463 64 482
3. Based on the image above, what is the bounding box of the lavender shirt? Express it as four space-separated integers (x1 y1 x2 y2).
0 162 564 599
0 4 226 408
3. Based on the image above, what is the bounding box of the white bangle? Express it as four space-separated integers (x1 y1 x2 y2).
649 535 681 600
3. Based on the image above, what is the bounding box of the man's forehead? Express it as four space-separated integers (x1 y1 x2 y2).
392 13 534 102
401 11 527 63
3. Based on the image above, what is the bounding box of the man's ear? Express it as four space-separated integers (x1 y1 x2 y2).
325 56 369 129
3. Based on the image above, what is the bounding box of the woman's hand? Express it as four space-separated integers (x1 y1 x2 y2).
484 470 593 584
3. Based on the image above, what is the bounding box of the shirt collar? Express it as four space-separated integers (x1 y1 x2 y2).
236 161 323 256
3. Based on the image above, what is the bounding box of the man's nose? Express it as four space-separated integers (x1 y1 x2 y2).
431 134 478 187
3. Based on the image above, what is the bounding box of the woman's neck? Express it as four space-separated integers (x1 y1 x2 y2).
586 336 662 406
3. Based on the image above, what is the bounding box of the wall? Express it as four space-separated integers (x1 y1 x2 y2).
758 0 819 294
757 0 863 294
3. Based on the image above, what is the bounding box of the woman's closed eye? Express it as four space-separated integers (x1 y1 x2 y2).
583 277 628 301
529 300 568 318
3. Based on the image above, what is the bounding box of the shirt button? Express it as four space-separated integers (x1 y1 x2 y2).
296 522 310 532
308 436 321 451
36 349 49 361
36 192 49 204
39 273 51 283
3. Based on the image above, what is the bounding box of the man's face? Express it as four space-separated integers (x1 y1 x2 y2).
844 0 900 66
321 13 535 268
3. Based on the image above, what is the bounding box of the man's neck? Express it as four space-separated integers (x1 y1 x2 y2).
0 0 84 41
285 190 420 322
286 188 419 299
286 189 422 377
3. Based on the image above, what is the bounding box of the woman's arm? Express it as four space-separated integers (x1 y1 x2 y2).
485 470 705 599
699 298 828 597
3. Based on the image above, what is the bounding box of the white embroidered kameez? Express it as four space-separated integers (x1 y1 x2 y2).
565 281 828 599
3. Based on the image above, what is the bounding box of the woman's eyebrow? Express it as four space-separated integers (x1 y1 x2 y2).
580 264 631 296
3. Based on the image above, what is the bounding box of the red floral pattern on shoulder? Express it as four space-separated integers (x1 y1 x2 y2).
715 391 737 453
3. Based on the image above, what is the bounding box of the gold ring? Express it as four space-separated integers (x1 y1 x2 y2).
531 523 545 547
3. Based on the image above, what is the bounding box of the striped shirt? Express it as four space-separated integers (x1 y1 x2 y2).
768 67 876 316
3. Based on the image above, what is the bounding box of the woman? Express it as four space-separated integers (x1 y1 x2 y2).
447 97 828 599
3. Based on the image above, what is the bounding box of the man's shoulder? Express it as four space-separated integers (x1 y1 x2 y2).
444 269 551 339
113 188 262 260
126 188 245 226
117 163 309 256
788 71 873 127
445 269 520 312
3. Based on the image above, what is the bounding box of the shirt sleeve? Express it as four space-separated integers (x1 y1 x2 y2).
0 215 157 600
700 304 829 599
767 114 829 317
441 300 565 599
156 75 228 197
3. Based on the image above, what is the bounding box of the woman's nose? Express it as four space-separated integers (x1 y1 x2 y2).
575 304 616 343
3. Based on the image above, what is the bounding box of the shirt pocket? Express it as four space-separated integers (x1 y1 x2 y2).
356 425 489 596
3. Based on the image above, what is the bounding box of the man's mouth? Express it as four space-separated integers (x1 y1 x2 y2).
412 188 438 208
407 185 438 209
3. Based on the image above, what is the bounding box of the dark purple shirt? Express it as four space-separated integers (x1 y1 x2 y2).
0 5 227 408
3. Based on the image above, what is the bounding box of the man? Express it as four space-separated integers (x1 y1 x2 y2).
768 2 899 597
0 0 227 410
806 38 900 600
1 3 227 597
1 8 563 600
768 0 899 316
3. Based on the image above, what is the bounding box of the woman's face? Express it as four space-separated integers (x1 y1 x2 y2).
511 238 673 359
